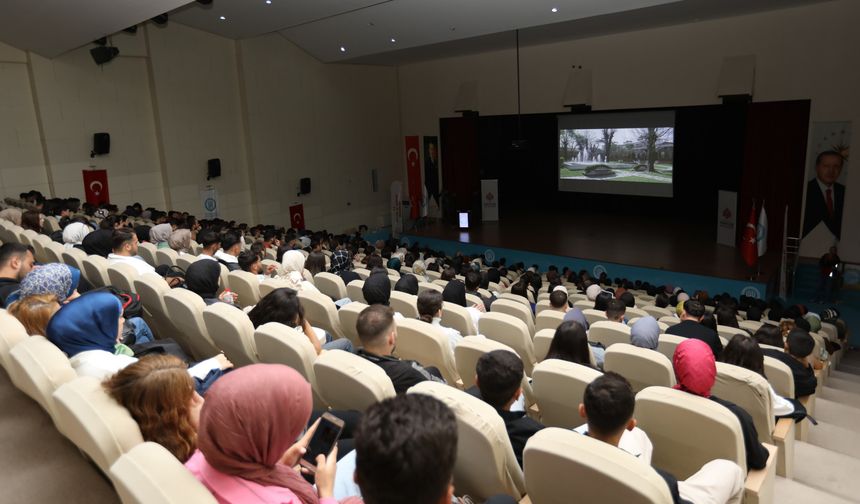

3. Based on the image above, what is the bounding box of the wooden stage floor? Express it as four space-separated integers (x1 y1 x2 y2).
405 212 765 282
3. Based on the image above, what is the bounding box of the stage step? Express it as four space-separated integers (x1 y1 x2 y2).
793 441 860 503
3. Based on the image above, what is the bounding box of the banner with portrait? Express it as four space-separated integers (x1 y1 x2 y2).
799 121 850 258
423 136 440 217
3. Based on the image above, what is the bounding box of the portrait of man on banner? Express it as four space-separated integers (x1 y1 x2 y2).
423 136 440 206
801 122 850 258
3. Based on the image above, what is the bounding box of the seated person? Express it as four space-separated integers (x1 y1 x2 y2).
579 372 744 504
605 299 627 324
356 304 445 393
214 232 242 271
666 299 723 358
752 324 783 349
546 320 601 369
277 250 320 293
549 287 570 313
761 329 818 398
330 249 360 285
82 215 121 257
149 223 173 249
393 274 418 296
466 350 543 468
363 270 393 306
465 270 495 311
62 221 92 249
0 243 35 307
630 316 660 351
107 227 157 275
7 293 60 335
185 260 238 307
673 339 770 471
248 287 353 354
442 280 483 332
196 229 221 261
618 291 636 309
655 292 670 309
715 305 741 329
168 229 193 255
562 306 590 329
594 290 614 311
721 335 797 417
416 289 462 353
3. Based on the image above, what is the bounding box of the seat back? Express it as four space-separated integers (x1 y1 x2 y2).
763 356 795 399
259 278 291 298
0 309 28 372
454 336 518 389
133 274 175 341
82 255 111 287
535 310 565 333
635 386 746 477
314 272 347 301
523 428 674 504
532 359 602 428
44 241 65 263
582 308 608 326
163 289 219 360
442 301 476 336
625 307 649 320
313 350 395 411
643 305 673 318
588 320 631 348
298 289 345 339
408 381 526 500
603 343 676 393
110 442 218 504
394 318 460 384
534 299 552 315
492 298 535 337
137 242 158 267
573 300 593 311
227 270 261 308
389 291 419 318
346 280 366 303
61 248 88 272
175 255 196 271
107 262 140 293
739 320 763 333
338 301 368 346
254 322 327 409
478 312 536 375
713 362 774 444
155 248 178 267
52 377 145 474
655 334 687 362
203 303 257 367
418 281 444 295
658 315 681 327
533 328 555 362
7 335 77 418
30 234 50 263
353 268 370 280
717 325 748 341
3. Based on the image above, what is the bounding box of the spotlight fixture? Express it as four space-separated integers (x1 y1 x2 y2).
122 25 138 34
551 7 559 13
151 13 168 25
90 46 119 65
93 37 107 46
339 46 346 53
390 37 396 43
197 0 214 4
219 15 226 20
266 0 272 3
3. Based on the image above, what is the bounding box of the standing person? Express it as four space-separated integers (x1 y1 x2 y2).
815 246 840 303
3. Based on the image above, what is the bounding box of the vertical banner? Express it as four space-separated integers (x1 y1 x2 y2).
390 181 403 238
405 136 421 219
289 203 305 230
423 136 440 209
716 190 738 247
82 169 110 206
481 179 499 221
800 121 850 257
200 187 219 220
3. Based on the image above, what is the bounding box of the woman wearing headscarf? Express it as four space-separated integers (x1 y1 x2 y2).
672 339 769 471
386 257 401 275
277 250 320 294
185 260 238 307
185 364 340 504
169 229 193 255
630 316 660 350
149 223 173 249
362 271 391 306
442 280 482 334
62 221 92 249
329 249 360 286
411 260 428 283
393 274 418 296
10 263 81 304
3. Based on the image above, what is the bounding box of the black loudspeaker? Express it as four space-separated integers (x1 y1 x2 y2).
90 46 119 65
92 133 110 156
300 177 311 195
207 158 221 180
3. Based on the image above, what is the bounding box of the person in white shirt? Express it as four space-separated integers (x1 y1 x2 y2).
417 289 462 353
214 232 242 271
107 227 156 275
196 229 221 261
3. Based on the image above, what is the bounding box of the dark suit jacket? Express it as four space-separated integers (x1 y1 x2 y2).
762 349 818 398
665 320 723 358
802 179 845 239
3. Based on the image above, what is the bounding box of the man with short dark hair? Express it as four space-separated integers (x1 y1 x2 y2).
356 304 444 393
549 287 569 312
761 329 818 397
465 269 494 311
605 298 627 323
666 299 723 357
214 232 242 271
196 229 221 261
107 227 156 275
0 243 36 307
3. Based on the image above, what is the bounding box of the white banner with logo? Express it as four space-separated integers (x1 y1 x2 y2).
200 186 219 220
391 181 403 238
481 179 499 221
717 190 737 247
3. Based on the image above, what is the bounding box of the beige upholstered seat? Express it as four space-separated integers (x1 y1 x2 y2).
155 248 178 267
532 359 601 428
532 328 555 362
163 289 220 360
353 267 371 280
254 322 327 409
30 234 51 263
314 272 348 301
479 312 536 375
7 335 77 419
82 255 111 287
582 308 608 326
643 305 673 318
739 320 764 332
534 310 565 332
523 427 674 504
259 277 291 298
568 293 588 302
137 242 158 267
389 291 419 318
107 262 140 293
61 247 88 272
203 303 257 367
442 301 477 336
717 325 749 341
573 300 593 311
52 377 144 474
465 293 484 308
43 241 65 264
655 334 687 362
588 320 631 348
408 381 526 501
536 292 551 302
432 279 449 288
110 442 217 504
491 298 535 337
498 292 531 307
534 299 552 315
658 315 681 327
175 255 196 271
298 289 346 340
338 301 368 346
0 309 28 372
346 280 366 303
226 270 261 308
133 274 176 341
418 281 444 294
625 306 649 319
454 336 518 389
313 350 395 411
394 318 460 385
603 343 676 393
42 216 60 234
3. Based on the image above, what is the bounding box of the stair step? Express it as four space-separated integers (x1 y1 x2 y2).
819 387 860 408
775 476 855 504
814 398 860 430
821 376 860 394
806 420 860 459
794 442 860 502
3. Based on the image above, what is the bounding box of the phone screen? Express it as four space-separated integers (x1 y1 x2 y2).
301 416 343 467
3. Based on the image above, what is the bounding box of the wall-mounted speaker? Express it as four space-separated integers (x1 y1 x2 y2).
92 133 110 157
207 158 221 180
718 55 756 103
299 177 311 195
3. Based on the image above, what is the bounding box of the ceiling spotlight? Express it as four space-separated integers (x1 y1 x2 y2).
90 46 119 66
151 14 168 25
266 0 272 3
219 15 226 20
390 37 396 43
339 46 346 53
551 7 559 13
122 25 138 34
197 0 214 4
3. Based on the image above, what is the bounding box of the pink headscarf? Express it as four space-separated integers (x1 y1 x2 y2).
672 338 716 398
196 364 318 504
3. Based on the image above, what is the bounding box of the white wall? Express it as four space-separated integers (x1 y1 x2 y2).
397 0 860 260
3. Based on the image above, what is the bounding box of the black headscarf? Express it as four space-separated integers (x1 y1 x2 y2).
486 268 501 285
442 280 467 307
186 260 221 300
479 271 490 290
362 271 391 306
134 225 152 245
394 275 419 296
81 228 114 258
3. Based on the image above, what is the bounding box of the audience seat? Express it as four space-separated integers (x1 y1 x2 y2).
394 318 460 386
313 272 348 301
298 290 346 340
313 350 395 411
408 381 526 501
643 305 673 318
487 281 502 292
163 289 220 361
389 291 419 319
253 322 327 409
535 310 565 333
7 335 77 421
454 336 518 389
478 312 536 375
442 301 477 336
717 325 749 341
175 255 196 271
0 309 28 372
536 292 550 302
42 216 60 234
658 315 681 327
534 299 552 315
346 280 366 303
82 255 111 287
30 234 51 263
497 292 531 308
107 262 140 294
133 274 176 342
739 320 764 333
532 359 601 428
137 242 157 267
259 278 291 298
227 270 261 308
523 427 674 504
532 328 555 363
491 298 535 336
582 308 608 326
567 293 588 303
110 442 217 504
155 248 178 267
61 247 88 273
655 334 687 362
43 241 65 264
625 307 649 319
52 377 145 475
573 300 593 311
338 301 368 346
202 303 257 367
418 281 444 295
588 320 631 348
603 343 676 393
465 293 484 309
353 268 371 280
432 279 449 289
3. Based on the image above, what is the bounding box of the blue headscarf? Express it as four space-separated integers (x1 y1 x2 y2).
47 292 122 356
631 316 660 350
563 307 589 330
9 263 81 304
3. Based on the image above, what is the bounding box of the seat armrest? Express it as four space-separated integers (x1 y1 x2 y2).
519 496 532 504
773 418 793 441
773 418 795 479
744 443 777 504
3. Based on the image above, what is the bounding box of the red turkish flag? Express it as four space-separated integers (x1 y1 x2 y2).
405 136 421 219
740 202 757 267
289 204 305 230
82 169 110 206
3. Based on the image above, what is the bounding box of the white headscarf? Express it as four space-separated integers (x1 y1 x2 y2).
62 222 92 248
278 250 306 290
586 284 602 301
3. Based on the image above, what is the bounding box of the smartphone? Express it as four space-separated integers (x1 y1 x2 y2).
299 412 345 473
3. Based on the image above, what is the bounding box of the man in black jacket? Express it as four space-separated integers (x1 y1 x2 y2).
0 243 35 307
802 150 845 240
666 299 723 358
356 304 445 394
762 329 818 398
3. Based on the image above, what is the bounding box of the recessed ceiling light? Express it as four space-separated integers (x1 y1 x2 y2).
390 37 396 43
219 15 226 20
551 7 559 13
266 0 272 3
339 46 346 53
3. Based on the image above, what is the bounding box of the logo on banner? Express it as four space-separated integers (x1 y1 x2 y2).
204 197 217 212
741 286 762 299
90 181 104 195
484 249 496 263
722 208 731 220
592 265 607 278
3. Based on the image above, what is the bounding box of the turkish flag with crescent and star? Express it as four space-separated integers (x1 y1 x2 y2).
740 202 758 268
82 169 110 206
289 203 305 230
405 135 421 219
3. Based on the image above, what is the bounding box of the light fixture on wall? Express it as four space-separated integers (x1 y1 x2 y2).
90 37 119 66
717 55 755 104
562 65 592 112
453 81 478 117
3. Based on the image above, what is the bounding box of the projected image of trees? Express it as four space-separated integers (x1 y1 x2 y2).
559 127 674 183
